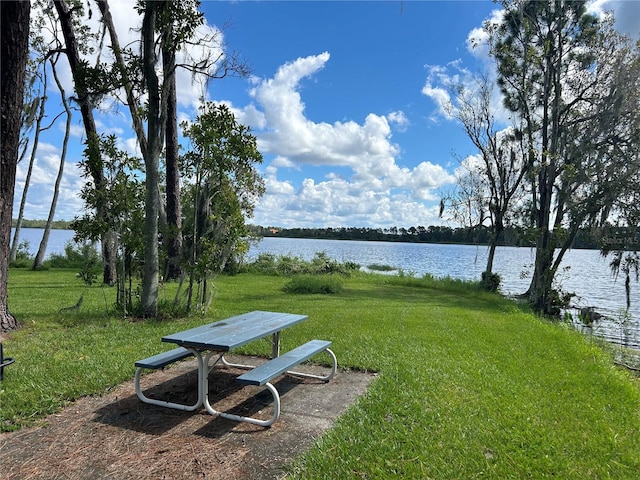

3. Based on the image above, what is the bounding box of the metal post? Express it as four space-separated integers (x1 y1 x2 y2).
271 331 280 358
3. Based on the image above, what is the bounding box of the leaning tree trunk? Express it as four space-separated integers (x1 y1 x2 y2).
53 0 117 285
1 0 30 332
11 92 46 262
33 57 72 270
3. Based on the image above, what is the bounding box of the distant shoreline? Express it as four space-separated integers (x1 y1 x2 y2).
14 221 638 252
11 220 72 230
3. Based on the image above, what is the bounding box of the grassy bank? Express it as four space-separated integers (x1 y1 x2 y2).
2 268 640 478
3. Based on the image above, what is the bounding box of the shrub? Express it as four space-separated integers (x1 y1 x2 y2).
9 240 32 268
46 241 101 270
245 251 359 277
367 263 395 272
481 271 501 292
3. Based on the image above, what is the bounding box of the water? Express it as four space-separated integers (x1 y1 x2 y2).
10 227 77 259
12 229 639 348
248 237 640 349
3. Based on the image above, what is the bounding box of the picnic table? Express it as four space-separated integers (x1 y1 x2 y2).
134 310 336 426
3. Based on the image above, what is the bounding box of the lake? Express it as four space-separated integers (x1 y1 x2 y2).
12 228 639 348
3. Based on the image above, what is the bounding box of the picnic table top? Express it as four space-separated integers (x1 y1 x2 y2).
162 310 308 351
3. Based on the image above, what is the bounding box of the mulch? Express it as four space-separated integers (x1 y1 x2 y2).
0 355 375 480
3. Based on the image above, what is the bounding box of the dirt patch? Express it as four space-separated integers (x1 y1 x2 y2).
0 355 375 480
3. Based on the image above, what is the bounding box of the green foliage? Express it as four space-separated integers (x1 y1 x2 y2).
8 240 32 268
244 252 360 277
367 263 396 272
178 102 265 312
72 134 145 313
481 271 501 292
46 240 100 271
282 274 344 294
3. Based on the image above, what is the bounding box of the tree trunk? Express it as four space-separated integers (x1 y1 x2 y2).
94 0 149 159
1 0 30 332
53 0 117 286
33 57 71 270
162 31 183 281
11 92 46 262
141 2 161 317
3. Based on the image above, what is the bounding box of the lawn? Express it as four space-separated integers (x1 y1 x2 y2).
2 268 639 478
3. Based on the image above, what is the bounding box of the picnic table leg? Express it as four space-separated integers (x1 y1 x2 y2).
134 349 205 412
218 330 282 370
202 379 281 427
271 331 280 358
286 348 338 382
219 355 255 370
202 349 281 426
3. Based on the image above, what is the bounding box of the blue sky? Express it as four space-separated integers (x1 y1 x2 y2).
14 0 640 229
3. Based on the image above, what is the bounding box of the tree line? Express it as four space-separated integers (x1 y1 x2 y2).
10 219 72 230
250 225 638 251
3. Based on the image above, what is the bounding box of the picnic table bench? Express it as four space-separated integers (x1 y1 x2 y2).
134 311 337 426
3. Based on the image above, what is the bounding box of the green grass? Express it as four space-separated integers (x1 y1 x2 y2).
2 268 640 478
282 274 345 294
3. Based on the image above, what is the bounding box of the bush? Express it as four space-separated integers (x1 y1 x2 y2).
282 274 344 294
245 251 360 277
367 263 395 272
9 240 32 268
46 241 101 270
481 271 501 292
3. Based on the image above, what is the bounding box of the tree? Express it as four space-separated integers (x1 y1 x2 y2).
162 34 182 281
490 1 640 315
33 54 74 270
72 135 145 315
52 0 117 285
1 1 31 332
93 0 249 315
10 61 48 263
180 103 265 311
444 75 528 290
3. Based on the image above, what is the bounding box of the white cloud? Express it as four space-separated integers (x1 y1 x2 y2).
466 9 504 61
387 110 409 131
15 152 85 220
231 53 456 228
588 0 640 39
422 62 478 120
271 156 297 169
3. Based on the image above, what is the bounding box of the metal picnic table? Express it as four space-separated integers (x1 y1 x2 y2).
134 310 336 426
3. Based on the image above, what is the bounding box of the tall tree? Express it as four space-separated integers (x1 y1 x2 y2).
139 0 167 317
10 69 48 263
1 1 31 332
445 75 528 289
490 1 640 315
161 9 182 281
94 0 249 304
33 55 73 269
180 103 265 311
52 0 117 285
